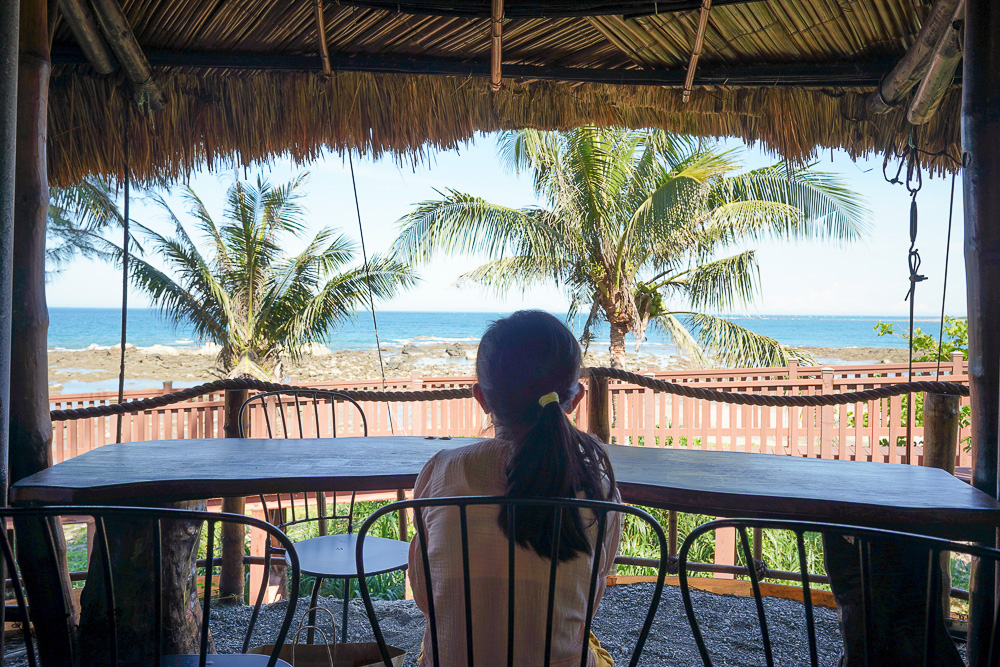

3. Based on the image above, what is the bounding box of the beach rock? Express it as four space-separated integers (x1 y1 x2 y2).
385 357 406 371
464 349 477 362
195 342 223 356
304 343 332 357
445 343 464 357
401 343 420 356
142 344 180 356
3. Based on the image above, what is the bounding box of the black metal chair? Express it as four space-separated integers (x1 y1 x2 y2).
0 505 300 667
356 496 669 667
678 518 998 667
239 389 410 643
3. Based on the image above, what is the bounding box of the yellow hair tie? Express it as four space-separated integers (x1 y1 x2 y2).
538 392 560 408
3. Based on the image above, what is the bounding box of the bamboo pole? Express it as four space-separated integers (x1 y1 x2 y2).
219 388 248 605
313 0 331 76
908 0 964 125
588 372 611 444
58 0 115 74
0 0 18 654
0 0 18 504
89 0 165 109
682 0 712 104
490 0 503 90
962 0 1000 662
13 1 78 663
923 392 960 624
923 393 960 473
868 0 961 115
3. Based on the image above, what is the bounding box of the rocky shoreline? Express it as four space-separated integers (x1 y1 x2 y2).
47 341 909 394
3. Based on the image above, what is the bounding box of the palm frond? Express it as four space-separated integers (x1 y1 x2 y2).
684 313 815 367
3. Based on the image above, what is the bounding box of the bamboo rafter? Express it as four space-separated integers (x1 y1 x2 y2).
490 0 502 89
683 0 712 104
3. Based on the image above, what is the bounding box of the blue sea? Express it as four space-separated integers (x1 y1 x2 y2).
48 308 935 352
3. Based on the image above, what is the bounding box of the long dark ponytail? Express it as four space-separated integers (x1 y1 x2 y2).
477 311 616 562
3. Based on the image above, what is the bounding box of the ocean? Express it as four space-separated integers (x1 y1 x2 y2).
48 308 931 352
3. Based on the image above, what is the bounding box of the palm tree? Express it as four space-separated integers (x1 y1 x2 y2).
392 128 870 368
47 177 135 274
127 173 417 379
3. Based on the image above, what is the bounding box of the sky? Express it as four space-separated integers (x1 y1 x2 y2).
46 133 968 317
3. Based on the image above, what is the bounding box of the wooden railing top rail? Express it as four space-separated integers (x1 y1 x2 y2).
48 367 970 422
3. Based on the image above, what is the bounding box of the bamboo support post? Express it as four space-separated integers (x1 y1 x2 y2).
58 0 115 74
923 391 960 622
0 0 17 653
489 0 503 90
313 0 331 76
682 0 712 104
219 388 248 605
89 0 165 109
908 0 965 125
963 0 1000 661
1 0 17 501
667 510 678 556
923 392 960 473
868 0 962 114
12 0 77 662
588 372 611 444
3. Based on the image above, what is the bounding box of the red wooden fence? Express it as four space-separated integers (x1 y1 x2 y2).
49 353 970 468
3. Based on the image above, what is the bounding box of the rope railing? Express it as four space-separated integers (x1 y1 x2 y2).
48 367 970 422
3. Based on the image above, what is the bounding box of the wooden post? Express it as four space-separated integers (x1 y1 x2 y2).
1 0 18 505
219 389 247 605
923 391 961 622
924 393 960 474
0 0 17 655
820 367 834 458
963 0 1000 662
588 372 611 444
11 1 77 664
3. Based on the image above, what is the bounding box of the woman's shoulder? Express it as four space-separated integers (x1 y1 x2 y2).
414 438 511 497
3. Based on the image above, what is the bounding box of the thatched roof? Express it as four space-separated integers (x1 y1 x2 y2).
49 0 962 185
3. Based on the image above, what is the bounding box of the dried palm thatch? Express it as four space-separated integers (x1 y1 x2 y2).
47 0 963 185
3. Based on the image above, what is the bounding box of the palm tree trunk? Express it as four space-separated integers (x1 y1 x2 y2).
609 321 628 369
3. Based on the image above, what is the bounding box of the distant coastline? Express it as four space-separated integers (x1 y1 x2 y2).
47 307 949 351
45 309 933 394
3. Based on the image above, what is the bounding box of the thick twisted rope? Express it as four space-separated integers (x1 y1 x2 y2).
49 368 969 422
589 367 967 406
50 378 473 421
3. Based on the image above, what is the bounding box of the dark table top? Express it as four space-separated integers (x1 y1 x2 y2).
12 437 1000 540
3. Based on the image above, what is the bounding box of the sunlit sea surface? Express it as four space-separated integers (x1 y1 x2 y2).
48 308 931 352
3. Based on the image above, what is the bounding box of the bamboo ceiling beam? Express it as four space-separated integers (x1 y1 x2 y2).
89 0 165 110
339 0 751 18
58 0 115 75
907 0 964 125
682 0 712 104
868 0 961 115
314 0 331 76
52 45 933 89
490 0 502 90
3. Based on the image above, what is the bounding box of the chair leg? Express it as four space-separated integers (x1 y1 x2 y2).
307 576 323 645
342 577 351 643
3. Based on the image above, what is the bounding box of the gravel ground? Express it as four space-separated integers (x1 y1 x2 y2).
1 583 844 666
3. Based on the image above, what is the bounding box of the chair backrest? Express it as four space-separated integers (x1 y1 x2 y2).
355 496 669 667
239 389 369 533
678 518 999 667
0 506 300 667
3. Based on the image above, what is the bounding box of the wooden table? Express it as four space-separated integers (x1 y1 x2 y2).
12 436 1000 666
12 436 1000 541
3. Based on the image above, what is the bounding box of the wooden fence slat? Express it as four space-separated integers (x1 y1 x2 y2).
45 362 969 470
